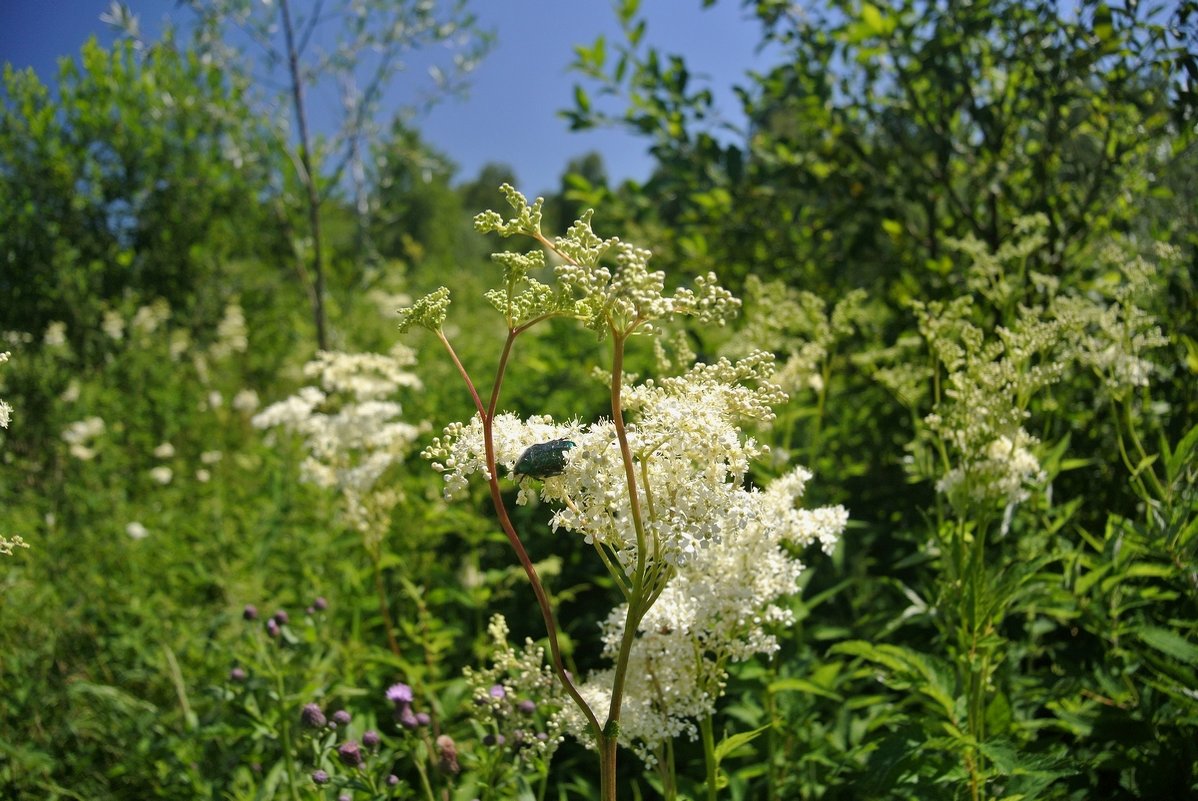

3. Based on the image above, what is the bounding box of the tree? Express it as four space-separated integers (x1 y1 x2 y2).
140 0 496 349
0 33 274 348
567 0 1196 298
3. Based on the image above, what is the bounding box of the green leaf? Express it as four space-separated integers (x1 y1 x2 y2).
768 677 844 701
830 641 957 719
713 723 771 763
574 85 591 114
861 3 886 35
1138 626 1198 665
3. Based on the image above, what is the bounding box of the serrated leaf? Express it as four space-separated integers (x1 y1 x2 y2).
1138 626 1198 665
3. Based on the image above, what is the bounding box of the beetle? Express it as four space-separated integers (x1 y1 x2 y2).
514 438 576 479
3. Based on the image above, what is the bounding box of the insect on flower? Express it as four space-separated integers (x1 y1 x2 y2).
514 438 576 479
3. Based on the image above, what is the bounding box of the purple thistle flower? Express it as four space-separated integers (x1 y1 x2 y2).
300 703 326 729
311 769 330 785
488 684 506 700
387 774 399 786
385 682 413 705
332 709 351 727
314 596 328 611
243 604 258 621
396 704 419 729
363 729 380 748
272 609 289 625
266 619 280 637
518 699 536 715
337 740 364 768
415 712 430 726
229 666 247 683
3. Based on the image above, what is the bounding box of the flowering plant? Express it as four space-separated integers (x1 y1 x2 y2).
401 185 846 798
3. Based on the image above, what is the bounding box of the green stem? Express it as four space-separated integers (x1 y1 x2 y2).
700 713 719 801
269 659 302 801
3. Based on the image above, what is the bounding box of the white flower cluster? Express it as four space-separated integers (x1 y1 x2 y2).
0 351 11 430
131 299 171 337
936 429 1046 511
43 322 68 348
210 302 248 359
62 416 106 461
562 466 847 763
1050 241 1170 399
425 352 786 569
253 345 426 536
102 309 125 341
728 277 868 397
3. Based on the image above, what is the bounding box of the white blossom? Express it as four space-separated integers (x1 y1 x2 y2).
62 417 106 460
149 466 173 485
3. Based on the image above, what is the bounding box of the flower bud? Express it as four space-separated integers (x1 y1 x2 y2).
337 740 364 768
435 734 460 775
300 703 326 729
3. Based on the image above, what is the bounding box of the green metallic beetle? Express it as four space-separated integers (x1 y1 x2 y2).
514 438 576 479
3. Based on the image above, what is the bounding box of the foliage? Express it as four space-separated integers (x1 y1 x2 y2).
2 3 1197 800
0 34 276 349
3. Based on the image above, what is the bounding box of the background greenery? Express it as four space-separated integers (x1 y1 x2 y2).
2 0 1196 798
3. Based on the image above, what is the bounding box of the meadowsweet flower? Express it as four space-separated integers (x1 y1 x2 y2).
43 322 67 347
62 416 106 460
426 351 785 569
232 389 260 414
131 300 170 336
126 522 149 540
561 465 846 762
253 346 426 545
153 442 175 459
149 466 173 485
102 309 125 341
211 302 248 358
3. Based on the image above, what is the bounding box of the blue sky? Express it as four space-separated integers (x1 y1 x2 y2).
0 1 770 196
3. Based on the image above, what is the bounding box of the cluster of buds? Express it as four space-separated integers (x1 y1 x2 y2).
386 682 431 729
471 682 555 757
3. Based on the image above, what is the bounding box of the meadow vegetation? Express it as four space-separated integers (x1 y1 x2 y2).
1 1 1197 799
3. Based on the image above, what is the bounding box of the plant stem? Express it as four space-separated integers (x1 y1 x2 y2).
700 713 719 801
371 552 402 659
435 329 602 740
